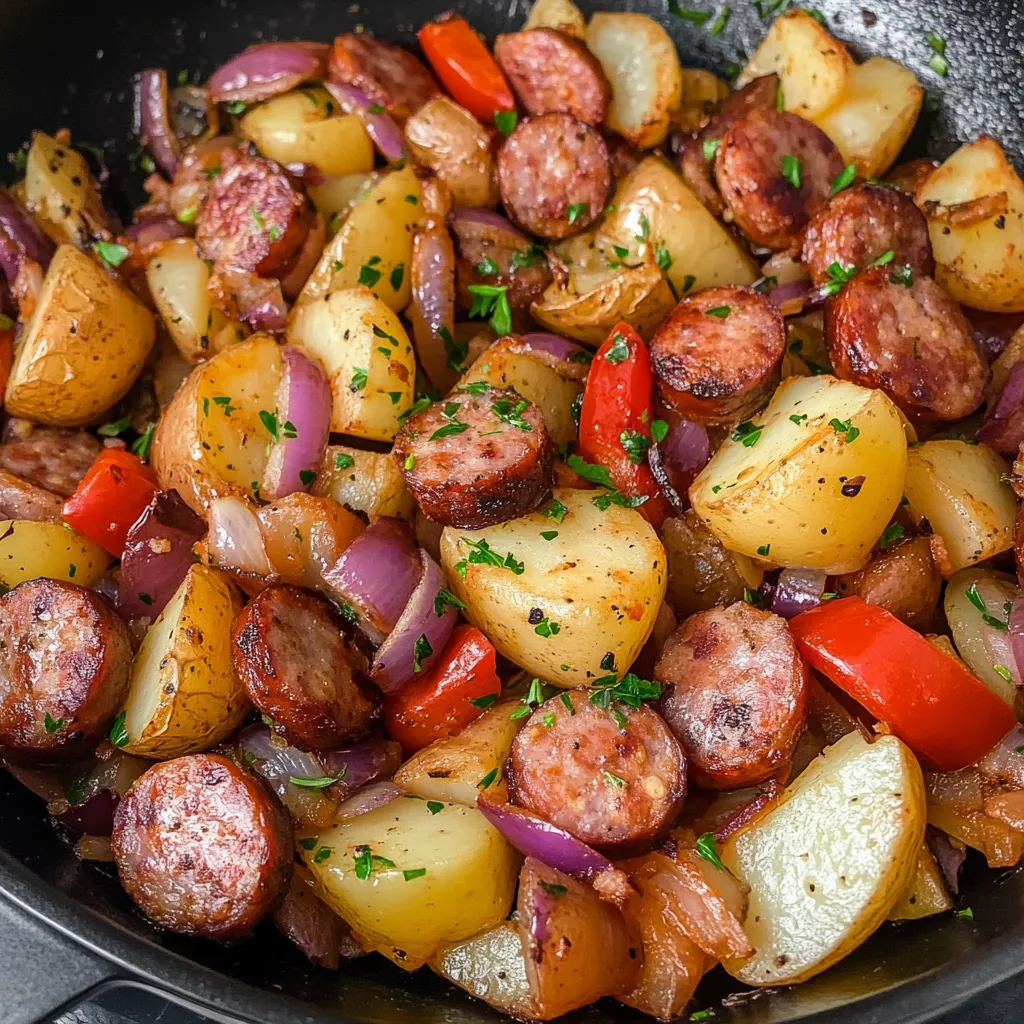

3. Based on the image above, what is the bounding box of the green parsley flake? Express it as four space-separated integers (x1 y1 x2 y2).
534 617 561 638
434 587 466 616
731 421 763 447
831 163 857 194
427 800 445 814
44 712 66 734
478 767 499 789
605 331 631 363
539 881 568 895
413 634 433 673
313 846 333 863
94 240 130 267
289 773 344 789
702 137 720 161
757 543 770 556
469 694 498 709
109 710 129 748
668 2 712 23
781 154 802 189
467 284 512 335
98 417 131 437
878 521 905 549
350 367 368 391
494 109 518 135
705 305 731 319
390 263 405 290
829 417 860 443
567 202 590 226
603 770 628 789
476 256 499 277
696 832 725 870
541 498 568 523
335 453 355 470
540 530 558 541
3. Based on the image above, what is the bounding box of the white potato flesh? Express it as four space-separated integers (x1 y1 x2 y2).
903 440 1014 572
886 842 952 922
0 520 109 588
690 375 907 574
916 136 1024 312
524 0 586 37
431 923 532 1016
439 487 666 687
287 287 415 441
814 57 923 179
737 11 853 121
313 444 415 521
597 157 758 296
722 732 926 986
303 799 519 968
307 172 381 221
585 14 682 149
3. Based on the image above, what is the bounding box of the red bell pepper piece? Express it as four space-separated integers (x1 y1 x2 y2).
418 15 515 123
575 322 671 528
383 624 501 752
790 596 1015 771
62 448 159 558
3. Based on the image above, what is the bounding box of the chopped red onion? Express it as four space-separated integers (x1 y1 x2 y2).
124 216 190 249
371 550 457 693
57 789 120 837
324 82 405 165
514 334 590 382
0 188 55 283
262 348 332 500
770 568 828 618
648 443 686 515
926 825 966 895
53 751 150 836
966 308 1024 362
135 69 181 177
334 780 401 820
118 490 207 619
976 724 1024 789
448 206 530 241
978 363 1024 454
766 278 811 317
319 737 402 792
409 226 457 391
274 876 363 968
207 497 273 576
209 42 329 105
648 408 710 513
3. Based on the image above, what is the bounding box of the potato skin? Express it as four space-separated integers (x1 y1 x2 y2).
4 246 156 426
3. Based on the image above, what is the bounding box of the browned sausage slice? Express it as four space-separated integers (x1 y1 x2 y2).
825 267 989 423
231 585 379 752
195 148 312 278
656 602 809 790
0 468 63 521
715 108 844 251
393 386 555 528
494 29 610 125
508 689 686 850
0 579 131 760
801 184 934 287
111 754 292 941
328 33 440 121
497 114 611 240
0 422 100 496
650 285 786 424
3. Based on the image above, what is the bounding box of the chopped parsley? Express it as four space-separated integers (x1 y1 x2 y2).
731 420 763 447
403 868 427 881
44 713 66 734
511 244 546 269
492 397 532 431
820 260 858 297
434 588 466 616
476 256 499 277
541 498 568 523
467 284 512 336
636 211 650 243
705 305 731 318
696 832 725 870
966 582 1010 631
397 395 432 423
426 800 445 814
620 430 653 465
477 767 499 789
299 469 316 487
757 543 770 556
358 259 382 288
98 417 132 437
298 837 317 851
94 240 130 267
651 419 669 443
790 413 808 424
540 530 558 540
469 694 498 709
871 249 895 267
829 417 860 443
878 522 905 549
289 773 345 789
603 770 628 789
682 274 697 292
831 163 857 195
390 263 405 291
567 202 590 226
994 664 1014 682
108 710 129 748
312 846 333 863
540 881 568 895
605 331 631 363
702 137 720 161
708 5 731 34
534 617 561 638
353 846 395 880
890 264 914 287
334 453 355 470
956 906 974 920
131 425 155 460
413 634 433 672
781 154 802 189
457 537 525 576
494 109 518 135
655 243 673 273
668 2 712 23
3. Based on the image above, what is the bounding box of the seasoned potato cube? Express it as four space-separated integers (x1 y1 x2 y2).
0 519 110 588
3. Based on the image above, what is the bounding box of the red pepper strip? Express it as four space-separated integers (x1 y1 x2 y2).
418 15 515 123
62 448 159 558
576 322 671 528
789 596 1015 771
383 624 501 752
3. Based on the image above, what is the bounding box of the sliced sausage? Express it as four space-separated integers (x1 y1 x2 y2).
508 689 687 850
656 602 809 790
834 535 941 630
195 148 313 278
0 579 131 761
650 285 786 424
715 108 844 251
801 184 934 288
0 421 100 496
231 585 379 752
448 210 552 310
604 132 640 181
0 468 63 521
825 267 989 423
497 114 611 240
328 33 440 121
677 134 726 217
168 136 242 225
393 385 555 528
111 754 292 941
494 29 610 125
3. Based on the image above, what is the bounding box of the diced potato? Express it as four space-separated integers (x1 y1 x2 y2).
585 13 682 149
307 172 382 221
120 564 247 760
886 842 952 921
597 157 758 296
814 57 923 179
296 165 423 312
0 519 110 588
916 136 1024 312
5 245 156 427
524 0 586 37
303 798 519 968
690 375 907 574
722 732 926 986
147 238 248 362
459 337 581 444
23 132 111 247
439 487 666 687
393 700 524 805
313 443 415 521
678 68 730 113
288 286 415 441
152 334 283 513
431 923 532 1016
903 440 1014 572
927 793 1024 868
737 11 853 121
239 89 374 177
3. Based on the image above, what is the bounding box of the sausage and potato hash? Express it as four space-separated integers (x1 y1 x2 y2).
3 4 1024 1020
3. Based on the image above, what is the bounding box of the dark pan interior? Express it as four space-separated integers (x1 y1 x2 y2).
2 0 1024 1020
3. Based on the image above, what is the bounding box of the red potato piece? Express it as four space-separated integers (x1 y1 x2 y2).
0 468 63 521
0 423 100 497
195 148 312 278
392 386 555 529
327 33 440 121
497 114 611 240
715 108 844 251
494 29 610 126
0 579 131 760
801 183 934 287
111 754 292 941
825 267 989 424
656 602 809 791
230 585 379 752
650 285 786 425
508 689 687 851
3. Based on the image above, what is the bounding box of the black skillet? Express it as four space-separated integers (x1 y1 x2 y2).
1 0 1023 1020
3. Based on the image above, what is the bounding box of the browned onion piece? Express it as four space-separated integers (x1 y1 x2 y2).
135 68 182 177
209 42 329 105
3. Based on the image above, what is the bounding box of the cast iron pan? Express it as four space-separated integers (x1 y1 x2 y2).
1 0 1023 1021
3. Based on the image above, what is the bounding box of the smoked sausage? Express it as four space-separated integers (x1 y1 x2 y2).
656 602 809 790
0 421 100 497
